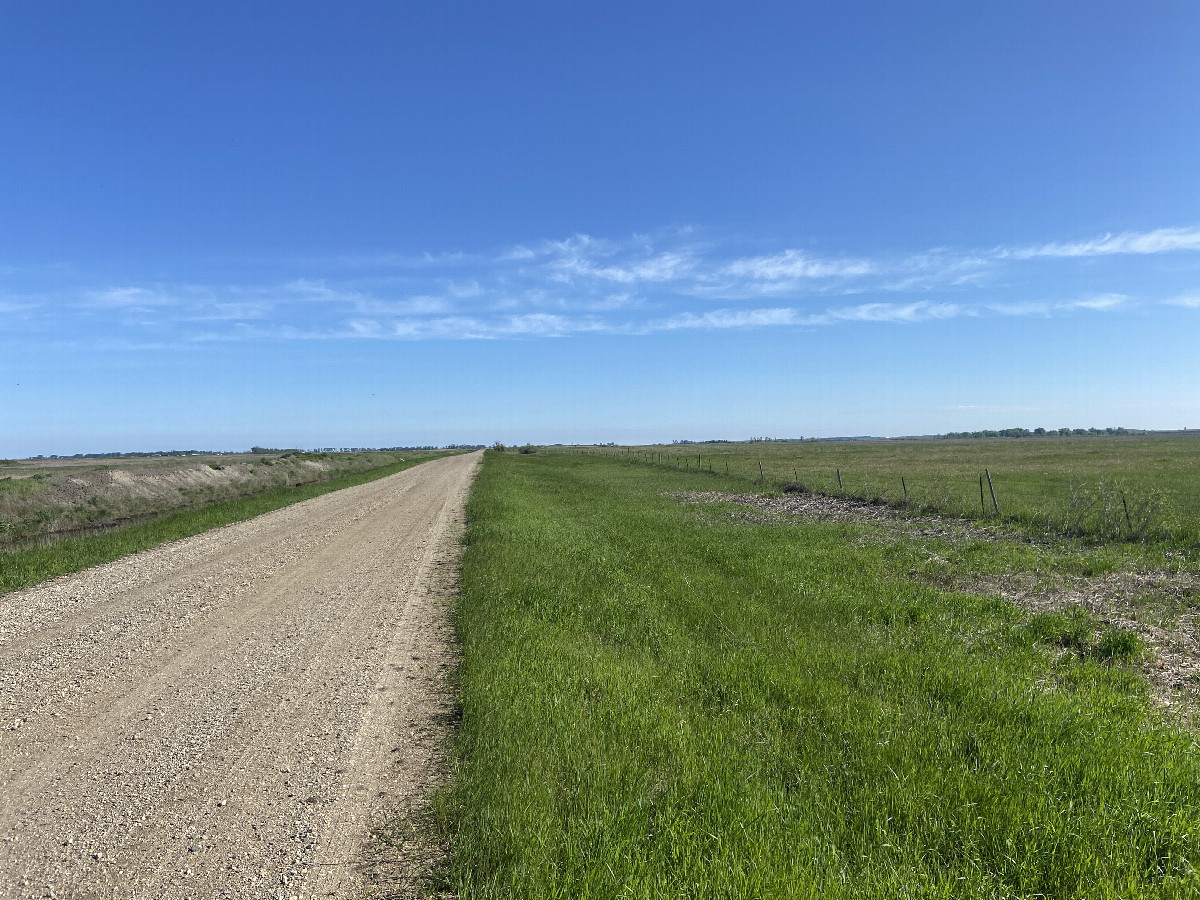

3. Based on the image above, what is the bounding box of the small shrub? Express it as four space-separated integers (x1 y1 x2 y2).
518 445 537 455
780 481 808 494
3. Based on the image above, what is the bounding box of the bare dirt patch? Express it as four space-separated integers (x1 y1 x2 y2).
672 489 1021 543
963 568 1200 712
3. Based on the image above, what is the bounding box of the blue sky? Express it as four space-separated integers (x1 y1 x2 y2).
2 1 1199 455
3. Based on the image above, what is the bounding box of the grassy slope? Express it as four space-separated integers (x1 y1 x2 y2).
0 451 454 596
444 452 1200 898
578 435 1200 543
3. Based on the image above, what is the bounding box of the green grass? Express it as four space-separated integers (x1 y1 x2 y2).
566 435 1200 546
0 451 455 596
441 451 1200 898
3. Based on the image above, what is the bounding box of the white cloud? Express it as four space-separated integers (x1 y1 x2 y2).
724 250 874 280
1166 292 1200 308
653 307 807 331
1008 227 1200 259
30 225 1195 345
989 294 1127 316
826 302 963 323
1069 293 1126 310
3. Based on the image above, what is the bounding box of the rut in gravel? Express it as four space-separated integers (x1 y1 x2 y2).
0 450 480 900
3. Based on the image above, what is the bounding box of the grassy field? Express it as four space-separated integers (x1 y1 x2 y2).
0 450 454 596
441 450 1200 898
563 434 1200 545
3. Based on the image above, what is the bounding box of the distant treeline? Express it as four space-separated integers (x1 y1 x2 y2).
938 427 1137 440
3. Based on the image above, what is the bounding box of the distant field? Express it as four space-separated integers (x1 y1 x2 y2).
561 435 1200 544
443 450 1200 897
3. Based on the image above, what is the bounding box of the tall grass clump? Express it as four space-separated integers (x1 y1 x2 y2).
441 451 1200 898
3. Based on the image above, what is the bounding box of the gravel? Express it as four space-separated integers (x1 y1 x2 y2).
0 451 480 899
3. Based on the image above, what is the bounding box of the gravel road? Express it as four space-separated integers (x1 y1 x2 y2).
0 451 480 899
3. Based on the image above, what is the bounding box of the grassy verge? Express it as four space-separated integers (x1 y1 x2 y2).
441 451 1200 898
0 451 455 596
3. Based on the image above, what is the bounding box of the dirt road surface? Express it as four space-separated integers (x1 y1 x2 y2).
0 451 480 899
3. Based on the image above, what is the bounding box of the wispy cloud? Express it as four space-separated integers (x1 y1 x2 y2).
13 224 1193 344
1070 293 1127 310
647 301 965 333
989 293 1128 316
1006 227 1200 259
652 307 808 331
1166 292 1200 308
827 301 964 323
723 250 874 280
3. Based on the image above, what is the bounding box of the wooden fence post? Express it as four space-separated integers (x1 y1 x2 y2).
985 469 999 515
837 468 843 492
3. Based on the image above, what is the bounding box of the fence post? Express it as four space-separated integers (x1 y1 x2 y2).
837 468 843 492
980 476 986 515
985 469 999 515
902 476 908 503
758 460 764 483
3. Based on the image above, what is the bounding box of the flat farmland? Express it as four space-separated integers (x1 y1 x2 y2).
567 434 1200 543
442 448 1200 898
